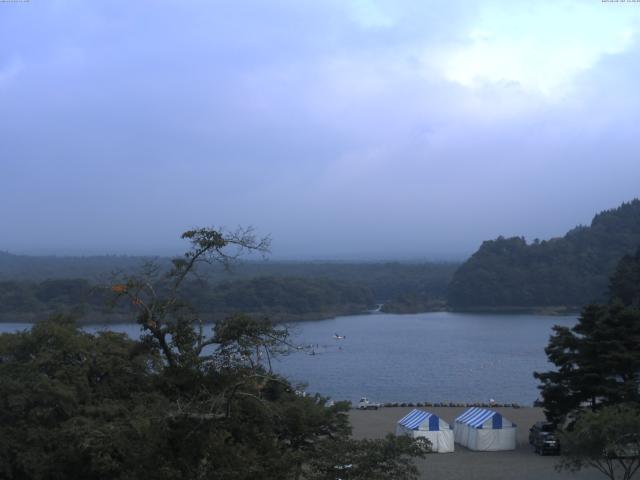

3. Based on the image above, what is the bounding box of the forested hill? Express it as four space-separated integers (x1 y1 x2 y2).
0 253 458 321
448 199 640 309
0 252 457 304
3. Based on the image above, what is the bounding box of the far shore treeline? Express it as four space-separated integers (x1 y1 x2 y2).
448 199 640 309
0 258 457 323
1 199 639 322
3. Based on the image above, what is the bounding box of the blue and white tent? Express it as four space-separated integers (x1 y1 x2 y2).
396 409 454 453
453 407 516 451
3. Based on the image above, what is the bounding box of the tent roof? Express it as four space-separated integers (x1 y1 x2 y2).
455 407 505 428
398 409 440 430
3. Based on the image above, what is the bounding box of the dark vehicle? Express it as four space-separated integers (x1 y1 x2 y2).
528 421 553 444
533 431 560 455
529 422 560 455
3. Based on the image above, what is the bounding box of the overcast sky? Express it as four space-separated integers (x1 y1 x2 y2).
1 1 639 259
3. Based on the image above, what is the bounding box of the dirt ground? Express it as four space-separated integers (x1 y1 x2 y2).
349 407 604 480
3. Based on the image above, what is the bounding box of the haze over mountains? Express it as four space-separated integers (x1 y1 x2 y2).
1 198 639 321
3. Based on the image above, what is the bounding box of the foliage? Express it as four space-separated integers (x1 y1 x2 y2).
0 260 458 322
0 227 427 479
0 315 355 479
536 250 640 479
610 248 640 308
557 404 640 480
534 303 640 425
0 317 167 479
308 434 429 480
380 291 446 314
448 199 640 308
534 248 640 423
183 276 375 318
0 252 458 306
0 276 374 322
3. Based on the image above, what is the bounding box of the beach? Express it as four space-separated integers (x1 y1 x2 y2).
349 407 603 480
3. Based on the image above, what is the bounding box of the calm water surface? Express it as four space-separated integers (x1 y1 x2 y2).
0 312 576 406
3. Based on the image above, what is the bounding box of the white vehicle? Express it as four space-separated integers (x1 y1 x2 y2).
357 397 381 410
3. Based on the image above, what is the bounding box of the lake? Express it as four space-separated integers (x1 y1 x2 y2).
0 311 576 406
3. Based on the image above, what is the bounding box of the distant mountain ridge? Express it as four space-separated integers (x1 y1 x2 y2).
0 251 159 282
447 199 640 309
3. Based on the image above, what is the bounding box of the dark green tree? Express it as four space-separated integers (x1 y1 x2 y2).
535 250 640 480
0 227 427 479
534 303 640 425
0 316 167 479
610 248 640 307
557 404 640 480
448 199 640 309
308 435 429 480
535 248 640 425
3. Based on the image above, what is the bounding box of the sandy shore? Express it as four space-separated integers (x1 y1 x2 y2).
349 407 602 480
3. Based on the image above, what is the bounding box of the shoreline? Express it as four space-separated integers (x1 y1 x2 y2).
448 306 581 316
352 401 528 409
0 305 580 325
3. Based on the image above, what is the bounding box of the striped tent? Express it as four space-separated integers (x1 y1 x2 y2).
396 409 454 453
453 407 516 451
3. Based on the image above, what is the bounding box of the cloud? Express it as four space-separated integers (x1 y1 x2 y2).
0 1 639 257
0 56 23 87
349 0 397 29
430 1 640 97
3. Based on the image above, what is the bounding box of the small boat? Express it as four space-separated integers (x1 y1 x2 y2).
334 333 346 340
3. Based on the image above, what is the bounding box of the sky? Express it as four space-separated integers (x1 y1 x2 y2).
1 0 640 260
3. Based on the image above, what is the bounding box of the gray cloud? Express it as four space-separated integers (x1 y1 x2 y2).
1 1 638 259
